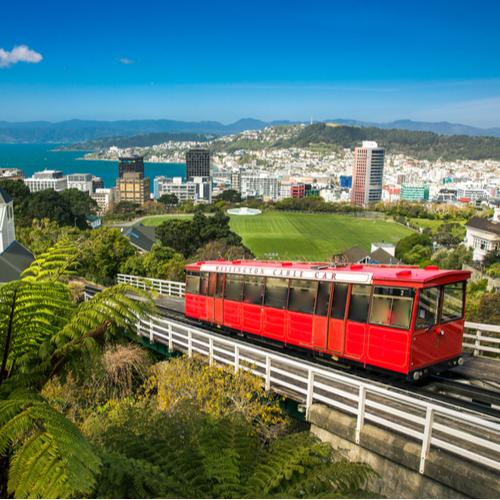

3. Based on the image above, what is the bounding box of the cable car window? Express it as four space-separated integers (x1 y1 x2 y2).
264 278 289 309
441 282 465 322
186 271 200 294
415 287 440 329
331 283 349 319
315 282 331 316
199 272 209 296
243 276 264 305
348 285 371 323
288 279 317 314
370 287 414 330
224 274 244 302
215 273 224 298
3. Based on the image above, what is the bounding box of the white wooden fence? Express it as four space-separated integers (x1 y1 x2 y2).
117 274 185 297
463 322 500 357
134 313 500 475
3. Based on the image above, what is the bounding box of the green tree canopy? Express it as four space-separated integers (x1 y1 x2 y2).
158 193 179 206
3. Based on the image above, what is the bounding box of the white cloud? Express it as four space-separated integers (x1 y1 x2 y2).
119 57 134 65
0 45 43 68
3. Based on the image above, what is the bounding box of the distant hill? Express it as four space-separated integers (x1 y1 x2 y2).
279 123 500 160
0 117 498 144
58 132 215 150
326 118 500 138
0 118 294 144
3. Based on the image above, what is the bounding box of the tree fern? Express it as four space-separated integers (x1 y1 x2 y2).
0 393 100 498
0 242 156 498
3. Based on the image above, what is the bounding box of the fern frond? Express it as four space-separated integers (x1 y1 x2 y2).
21 240 80 282
0 394 101 498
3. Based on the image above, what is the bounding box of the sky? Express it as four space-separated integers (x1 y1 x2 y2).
0 0 499 127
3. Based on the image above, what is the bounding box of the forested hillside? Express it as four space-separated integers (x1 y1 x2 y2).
277 123 500 160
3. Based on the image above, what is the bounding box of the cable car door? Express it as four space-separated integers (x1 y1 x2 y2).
206 272 217 323
327 283 350 355
214 273 225 325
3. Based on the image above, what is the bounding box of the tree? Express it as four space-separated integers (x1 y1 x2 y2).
216 189 242 203
86 402 373 499
19 189 77 227
16 218 85 256
434 223 465 247
0 243 154 498
119 242 186 281
60 188 98 227
483 248 500 268
402 244 432 266
158 193 178 206
81 228 135 284
157 219 199 257
0 180 30 219
192 239 253 262
111 201 140 215
395 233 432 260
432 244 472 270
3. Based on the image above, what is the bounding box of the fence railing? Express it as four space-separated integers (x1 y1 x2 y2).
117 274 185 298
131 313 500 476
463 322 500 357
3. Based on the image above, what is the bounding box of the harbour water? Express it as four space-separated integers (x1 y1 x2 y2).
0 144 186 191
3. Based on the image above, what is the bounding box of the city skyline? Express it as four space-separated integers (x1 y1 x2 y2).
0 0 499 127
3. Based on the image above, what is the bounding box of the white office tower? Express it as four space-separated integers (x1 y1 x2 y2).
351 141 385 206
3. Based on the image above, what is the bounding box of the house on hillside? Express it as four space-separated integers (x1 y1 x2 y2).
333 242 400 265
0 188 34 282
465 208 500 262
121 224 157 253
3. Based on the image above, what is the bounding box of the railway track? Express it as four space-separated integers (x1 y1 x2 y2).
85 283 500 420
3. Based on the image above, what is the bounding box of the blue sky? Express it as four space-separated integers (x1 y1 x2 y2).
1 0 499 126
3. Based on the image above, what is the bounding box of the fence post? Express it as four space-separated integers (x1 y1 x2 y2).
188 329 192 357
305 369 315 419
168 323 173 352
420 407 435 474
473 329 481 357
265 356 271 391
235 346 240 374
209 338 214 366
355 385 367 444
149 318 154 343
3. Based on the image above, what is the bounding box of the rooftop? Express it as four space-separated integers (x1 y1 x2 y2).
0 187 12 204
466 216 500 236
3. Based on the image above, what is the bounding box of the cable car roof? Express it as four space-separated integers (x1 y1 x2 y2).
185 260 471 285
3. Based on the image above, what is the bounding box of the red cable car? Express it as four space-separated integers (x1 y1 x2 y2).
184 260 471 379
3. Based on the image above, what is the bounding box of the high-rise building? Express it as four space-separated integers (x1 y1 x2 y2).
117 172 150 205
24 170 67 192
118 155 144 178
67 173 93 194
91 188 117 213
186 149 211 179
351 141 385 206
154 176 197 202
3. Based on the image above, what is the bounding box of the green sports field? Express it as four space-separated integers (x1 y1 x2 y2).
229 211 413 260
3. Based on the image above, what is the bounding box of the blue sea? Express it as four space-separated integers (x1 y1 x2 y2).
0 144 186 192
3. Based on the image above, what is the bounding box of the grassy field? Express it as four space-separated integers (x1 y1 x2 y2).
140 211 414 260
409 217 466 232
229 211 413 260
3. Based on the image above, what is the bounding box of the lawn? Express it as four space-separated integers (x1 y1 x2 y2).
408 218 467 232
229 211 414 260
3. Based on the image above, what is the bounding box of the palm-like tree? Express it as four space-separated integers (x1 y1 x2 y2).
0 242 154 498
